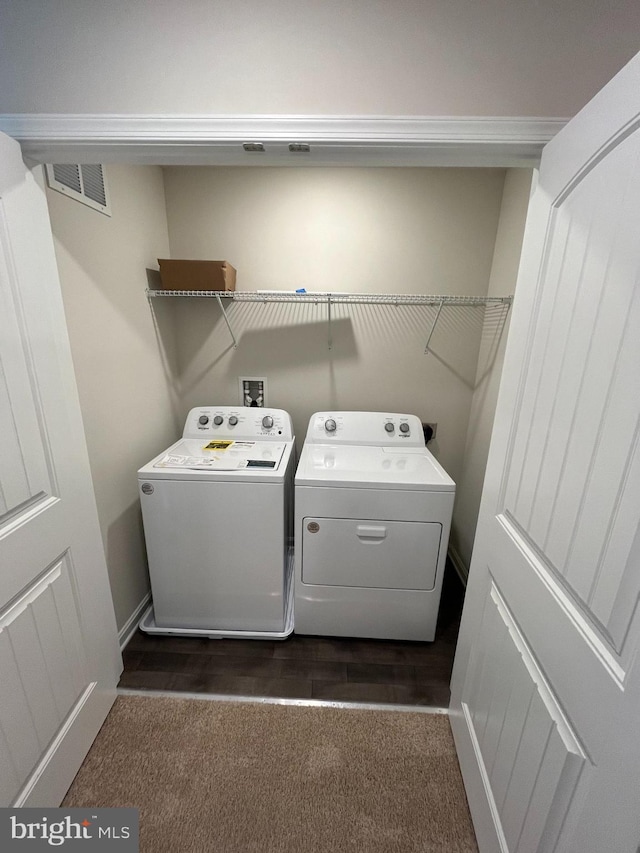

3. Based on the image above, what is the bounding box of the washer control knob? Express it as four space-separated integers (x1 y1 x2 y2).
213 415 224 426
228 415 239 426
198 415 210 426
262 415 274 429
385 422 395 433
324 418 337 433
399 423 410 433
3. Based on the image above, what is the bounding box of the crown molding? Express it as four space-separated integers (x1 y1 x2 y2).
0 114 567 166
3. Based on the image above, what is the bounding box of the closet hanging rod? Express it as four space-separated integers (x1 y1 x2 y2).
146 290 513 307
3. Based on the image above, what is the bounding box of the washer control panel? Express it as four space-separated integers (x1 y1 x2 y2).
183 406 293 441
307 412 424 446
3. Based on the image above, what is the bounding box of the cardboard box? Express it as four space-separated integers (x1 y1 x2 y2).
157 259 236 291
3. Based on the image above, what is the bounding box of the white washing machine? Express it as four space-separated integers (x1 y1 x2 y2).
138 406 295 639
294 411 455 642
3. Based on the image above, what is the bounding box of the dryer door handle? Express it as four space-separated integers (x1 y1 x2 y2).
356 524 387 541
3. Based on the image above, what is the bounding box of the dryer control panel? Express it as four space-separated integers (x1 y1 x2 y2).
183 406 294 441
306 411 424 447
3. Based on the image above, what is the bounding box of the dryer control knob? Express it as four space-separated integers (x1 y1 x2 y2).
228 415 239 426
213 415 224 426
324 418 337 433
198 415 210 426
399 423 410 433
385 422 395 433
262 415 274 429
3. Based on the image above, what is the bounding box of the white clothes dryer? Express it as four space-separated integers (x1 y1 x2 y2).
138 406 295 639
294 411 455 642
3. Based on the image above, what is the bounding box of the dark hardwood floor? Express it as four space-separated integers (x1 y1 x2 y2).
120 564 465 708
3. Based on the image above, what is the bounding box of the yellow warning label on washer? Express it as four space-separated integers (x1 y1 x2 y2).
203 440 234 451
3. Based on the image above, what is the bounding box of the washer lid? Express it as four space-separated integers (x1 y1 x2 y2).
295 444 455 491
138 438 292 482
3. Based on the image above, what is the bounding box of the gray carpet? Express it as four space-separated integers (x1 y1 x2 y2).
63 695 478 853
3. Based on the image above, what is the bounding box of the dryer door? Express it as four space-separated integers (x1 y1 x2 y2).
301 517 441 590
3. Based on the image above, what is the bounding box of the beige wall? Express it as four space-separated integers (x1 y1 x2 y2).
1 2 639 117
162 166 507 483
46 165 180 634
450 168 534 576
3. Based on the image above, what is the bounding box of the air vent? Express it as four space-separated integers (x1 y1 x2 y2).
46 163 111 216
52 164 81 194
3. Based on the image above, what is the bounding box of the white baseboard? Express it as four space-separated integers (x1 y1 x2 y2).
118 592 151 650
448 544 469 587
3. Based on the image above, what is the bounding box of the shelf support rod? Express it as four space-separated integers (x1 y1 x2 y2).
327 293 333 350
424 299 444 354
214 293 238 348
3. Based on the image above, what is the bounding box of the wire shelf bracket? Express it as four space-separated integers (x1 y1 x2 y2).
424 299 445 355
214 292 237 348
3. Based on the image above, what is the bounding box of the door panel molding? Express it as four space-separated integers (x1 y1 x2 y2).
0 202 58 509
499 510 631 668
460 580 586 853
0 492 50 530
486 582 586 759
0 550 91 801
497 513 626 685
496 124 640 663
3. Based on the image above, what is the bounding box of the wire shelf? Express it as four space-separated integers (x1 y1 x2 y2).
147 289 512 307
146 289 513 352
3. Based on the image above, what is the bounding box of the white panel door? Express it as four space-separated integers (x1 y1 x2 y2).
450 53 640 853
0 131 121 806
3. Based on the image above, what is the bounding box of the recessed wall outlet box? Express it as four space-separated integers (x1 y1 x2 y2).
239 377 267 407
422 422 438 442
